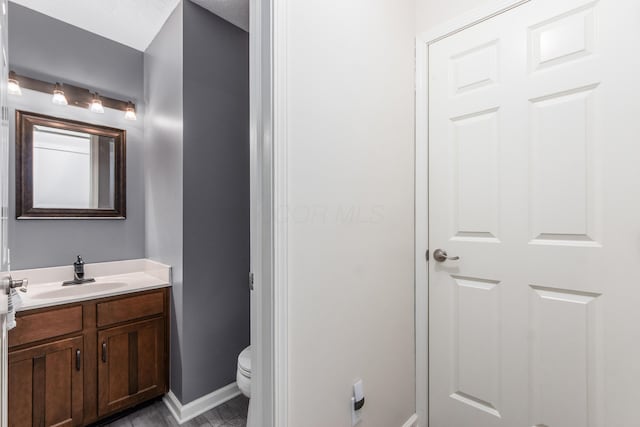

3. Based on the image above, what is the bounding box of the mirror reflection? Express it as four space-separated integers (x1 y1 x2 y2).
32 125 116 210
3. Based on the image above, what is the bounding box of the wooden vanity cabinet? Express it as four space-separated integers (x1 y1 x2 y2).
97 317 166 416
8 336 84 427
7 288 170 427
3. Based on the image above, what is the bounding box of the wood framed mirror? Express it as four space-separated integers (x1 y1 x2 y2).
16 111 126 219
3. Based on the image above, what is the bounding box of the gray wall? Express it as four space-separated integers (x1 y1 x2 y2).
8 3 143 102
182 0 250 403
8 3 145 269
144 0 250 404
144 2 185 401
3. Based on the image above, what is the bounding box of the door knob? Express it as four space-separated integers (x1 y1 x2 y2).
6 276 28 294
433 249 459 262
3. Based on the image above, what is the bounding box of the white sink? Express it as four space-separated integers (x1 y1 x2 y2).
31 282 128 300
10 259 171 311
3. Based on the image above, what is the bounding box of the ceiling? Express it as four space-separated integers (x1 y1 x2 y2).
190 0 248 32
9 0 249 52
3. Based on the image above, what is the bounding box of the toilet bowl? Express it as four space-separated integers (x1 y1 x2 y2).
237 346 254 426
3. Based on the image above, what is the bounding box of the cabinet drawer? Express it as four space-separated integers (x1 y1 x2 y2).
9 305 83 348
97 291 164 328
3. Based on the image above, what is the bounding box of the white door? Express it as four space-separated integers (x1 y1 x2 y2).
0 0 9 425
429 0 640 425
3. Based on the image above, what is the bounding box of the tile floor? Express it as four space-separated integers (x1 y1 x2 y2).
96 395 249 427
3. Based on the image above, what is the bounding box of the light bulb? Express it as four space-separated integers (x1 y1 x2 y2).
8 73 21 96
90 94 104 113
52 83 68 105
124 102 137 121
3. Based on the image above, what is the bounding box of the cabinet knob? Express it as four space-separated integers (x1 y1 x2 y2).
102 342 107 363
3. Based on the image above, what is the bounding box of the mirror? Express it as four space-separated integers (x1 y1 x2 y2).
33 126 116 209
16 111 126 218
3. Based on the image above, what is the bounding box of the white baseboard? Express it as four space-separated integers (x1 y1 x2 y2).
163 382 242 424
402 413 419 427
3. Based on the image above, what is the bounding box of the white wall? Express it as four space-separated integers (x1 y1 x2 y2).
285 0 416 426
416 0 491 34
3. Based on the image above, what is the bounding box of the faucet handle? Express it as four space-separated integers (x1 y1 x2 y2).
74 256 85 280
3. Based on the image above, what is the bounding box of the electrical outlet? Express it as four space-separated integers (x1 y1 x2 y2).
351 380 364 426
351 397 363 426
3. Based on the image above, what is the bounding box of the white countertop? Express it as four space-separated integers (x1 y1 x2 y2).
10 259 172 312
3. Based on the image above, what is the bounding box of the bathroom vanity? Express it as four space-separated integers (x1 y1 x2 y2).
5 259 171 427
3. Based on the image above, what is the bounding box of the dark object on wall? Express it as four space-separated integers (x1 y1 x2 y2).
10 72 138 119
15 110 126 219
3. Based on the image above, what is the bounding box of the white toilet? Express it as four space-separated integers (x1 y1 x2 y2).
237 346 254 426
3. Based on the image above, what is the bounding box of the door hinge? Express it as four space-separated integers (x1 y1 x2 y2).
426 249 429 261
249 272 255 291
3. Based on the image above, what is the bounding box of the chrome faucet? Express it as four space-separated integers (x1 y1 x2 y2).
74 255 85 281
62 255 95 286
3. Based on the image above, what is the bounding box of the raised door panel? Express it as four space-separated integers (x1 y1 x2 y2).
451 109 500 242
529 3 596 72
529 285 602 426
450 276 502 419
97 317 165 417
8 336 83 427
529 85 599 246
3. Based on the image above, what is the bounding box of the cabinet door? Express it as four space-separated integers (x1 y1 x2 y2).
8 336 84 427
97 317 166 416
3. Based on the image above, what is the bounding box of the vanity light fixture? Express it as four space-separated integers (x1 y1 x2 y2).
90 93 105 114
11 71 137 120
52 83 68 106
124 102 137 121
8 71 21 96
